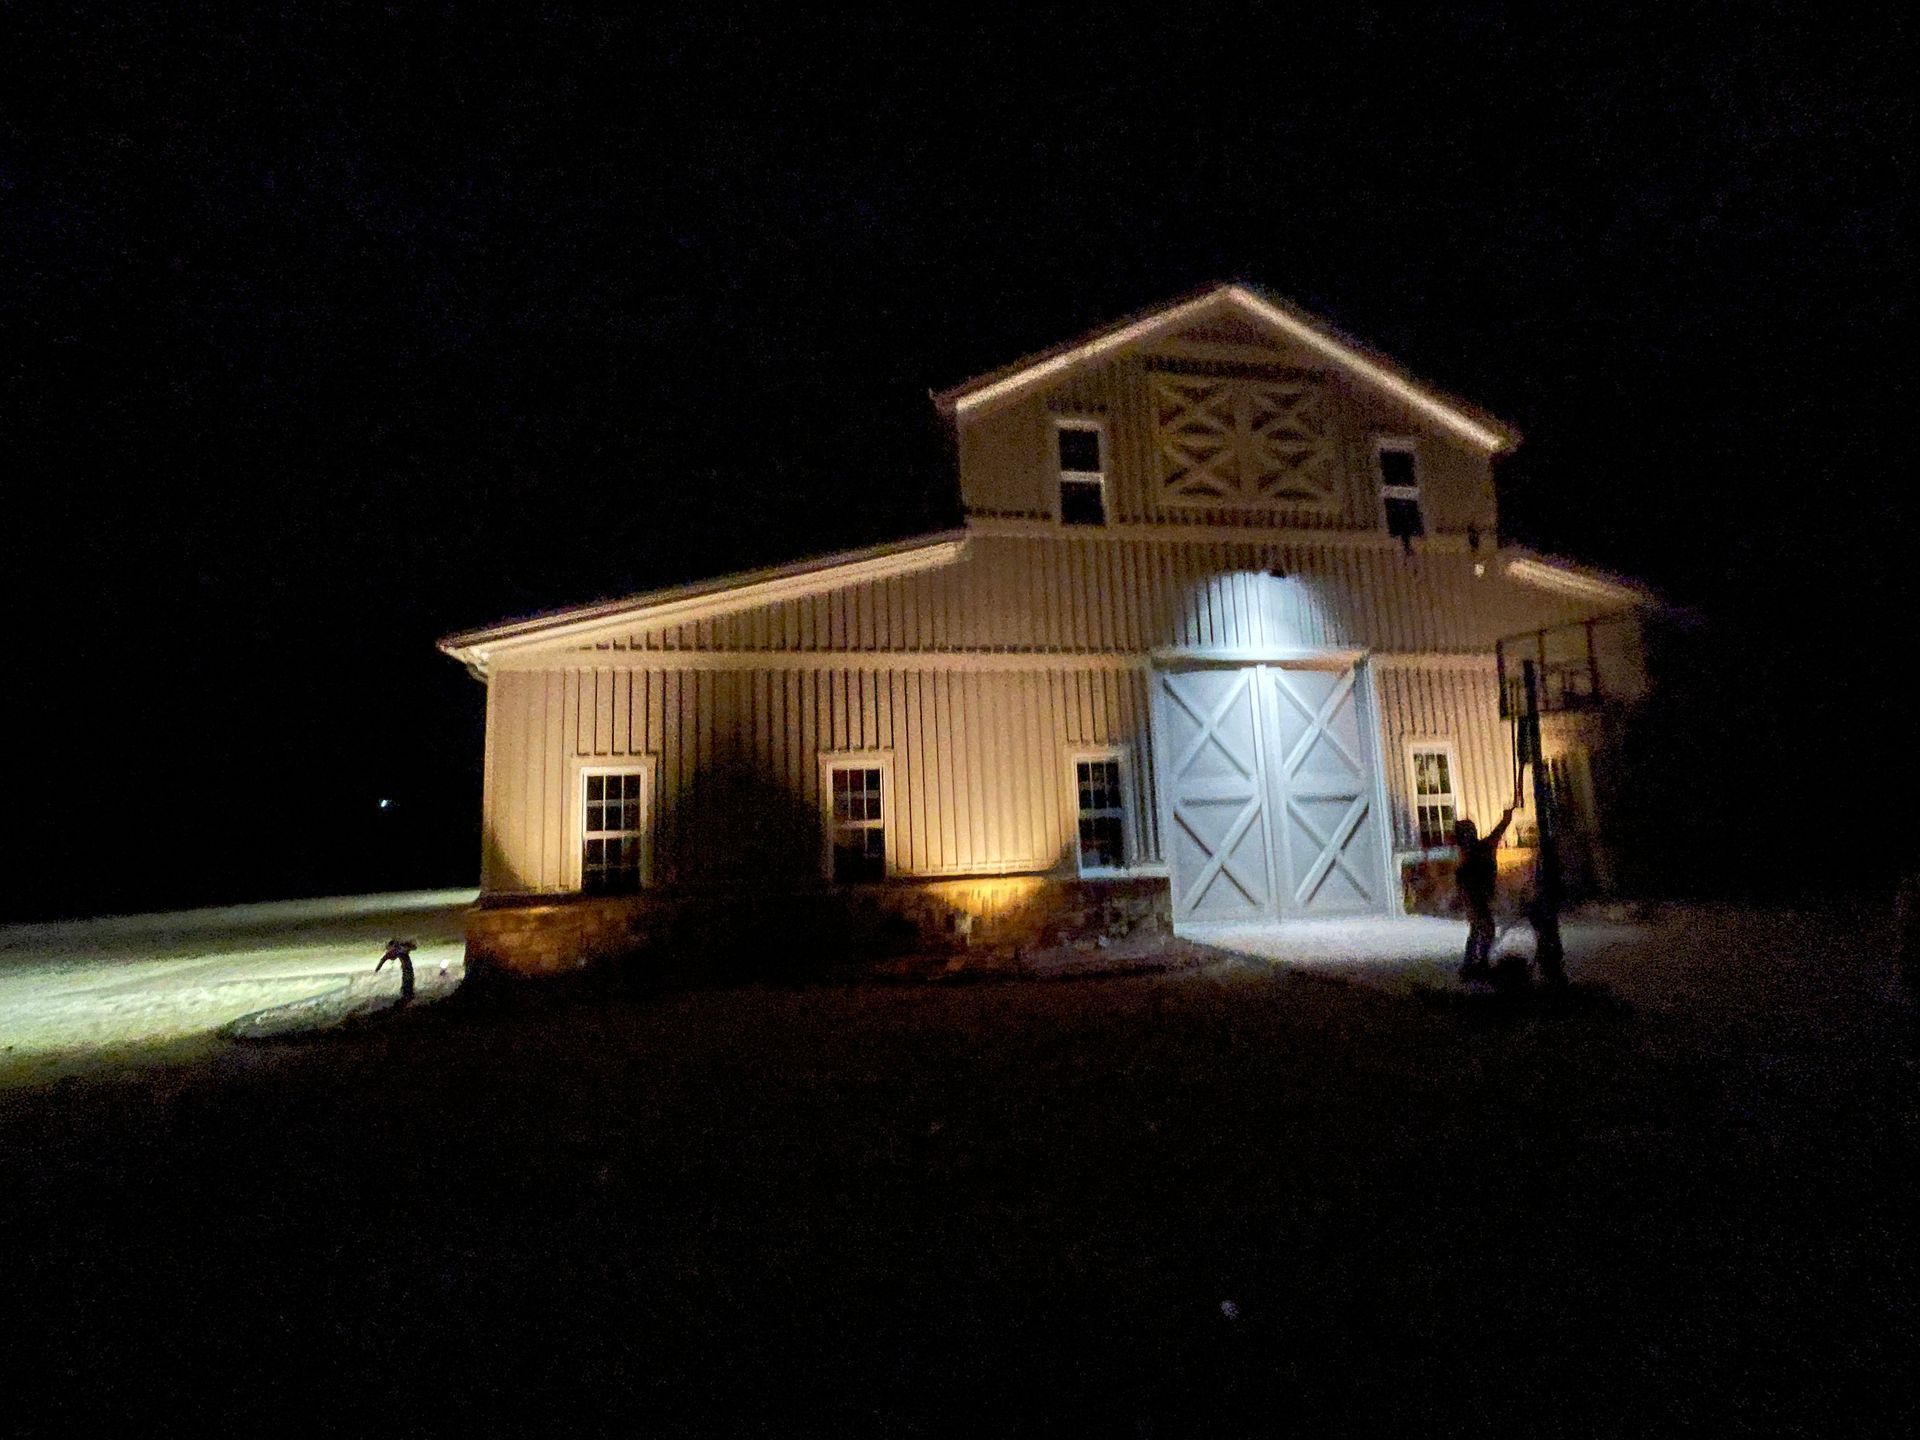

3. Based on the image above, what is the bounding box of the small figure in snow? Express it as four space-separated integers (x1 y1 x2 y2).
376 938 417 1005
1455 808 1516 980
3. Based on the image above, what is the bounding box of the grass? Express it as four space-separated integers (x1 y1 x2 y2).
1 911 1912 1436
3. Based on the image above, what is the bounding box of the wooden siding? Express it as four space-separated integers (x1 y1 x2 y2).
482 663 1161 894
573 535 1609 660
1372 660 1518 852
955 334 1498 538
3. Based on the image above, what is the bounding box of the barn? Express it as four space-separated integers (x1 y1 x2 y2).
441 284 1653 974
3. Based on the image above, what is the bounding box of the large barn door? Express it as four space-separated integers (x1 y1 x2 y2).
1261 665 1387 916
1153 667 1275 922
1155 660 1389 924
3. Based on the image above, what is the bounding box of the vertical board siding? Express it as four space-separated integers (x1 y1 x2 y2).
603 535 1606 658
480 663 1160 893
1372 662 1516 853
492 535 1613 895
956 337 1500 538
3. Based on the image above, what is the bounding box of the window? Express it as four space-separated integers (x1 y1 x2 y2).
1072 752 1129 874
1055 417 1108 526
582 767 649 894
823 758 888 882
1406 744 1458 850
1377 439 1424 543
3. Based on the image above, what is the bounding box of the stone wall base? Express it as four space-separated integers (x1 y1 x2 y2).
466 875 1173 981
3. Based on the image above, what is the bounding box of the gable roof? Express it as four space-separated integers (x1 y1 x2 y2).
932 282 1521 454
439 529 971 679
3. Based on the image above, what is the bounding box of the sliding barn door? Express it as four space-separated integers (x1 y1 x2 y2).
1154 666 1276 922
1155 661 1388 923
1261 665 1387 916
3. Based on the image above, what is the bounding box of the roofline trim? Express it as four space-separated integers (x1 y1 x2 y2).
439 529 972 678
1499 548 1656 608
935 283 1518 453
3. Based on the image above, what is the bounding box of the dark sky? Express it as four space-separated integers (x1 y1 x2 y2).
3 4 1909 919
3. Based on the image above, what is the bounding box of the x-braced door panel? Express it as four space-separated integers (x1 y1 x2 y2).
1262 666 1386 916
1154 667 1275 922
1155 662 1388 923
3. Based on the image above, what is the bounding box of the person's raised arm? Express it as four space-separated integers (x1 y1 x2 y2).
1487 806 1517 846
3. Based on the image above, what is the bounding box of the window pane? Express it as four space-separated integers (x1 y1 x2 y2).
1379 449 1417 489
1058 426 1101 472
1061 478 1106 526
832 829 886 884
1414 751 1452 797
1080 814 1125 869
1417 803 1456 849
1385 494 1424 540
587 775 604 802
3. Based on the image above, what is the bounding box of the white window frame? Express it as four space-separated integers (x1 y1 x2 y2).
573 757 658 894
818 750 894 883
1053 416 1109 526
1067 745 1134 877
1375 436 1423 534
1403 739 1460 854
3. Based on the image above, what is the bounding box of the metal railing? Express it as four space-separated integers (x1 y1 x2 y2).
1496 615 1639 718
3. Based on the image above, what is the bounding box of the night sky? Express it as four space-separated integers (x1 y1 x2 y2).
4 5 1907 920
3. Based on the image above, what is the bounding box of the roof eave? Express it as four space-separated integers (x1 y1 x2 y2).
934 281 1521 455
438 528 972 678
1497 546 1659 609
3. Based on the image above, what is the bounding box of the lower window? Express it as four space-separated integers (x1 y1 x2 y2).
1073 753 1128 873
1407 745 1459 850
582 768 648 894
827 763 887 883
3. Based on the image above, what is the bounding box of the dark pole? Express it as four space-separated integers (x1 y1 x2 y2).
1521 661 1566 986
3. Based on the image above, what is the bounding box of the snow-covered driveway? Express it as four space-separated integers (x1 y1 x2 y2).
0 890 474 1078
1188 903 1909 1023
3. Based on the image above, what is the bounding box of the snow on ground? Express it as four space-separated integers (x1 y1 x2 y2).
0 889 475 1080
1185 913 1648 995
1191 902 1914 1029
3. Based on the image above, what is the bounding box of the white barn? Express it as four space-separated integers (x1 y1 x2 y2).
441 284 1651 971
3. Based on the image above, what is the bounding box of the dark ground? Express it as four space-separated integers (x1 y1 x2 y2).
3 908 1912 1436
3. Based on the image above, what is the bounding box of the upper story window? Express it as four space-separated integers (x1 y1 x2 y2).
1376 438 1424 544
1054 418 1108 526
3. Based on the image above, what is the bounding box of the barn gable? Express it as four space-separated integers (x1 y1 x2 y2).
934 283 1518 454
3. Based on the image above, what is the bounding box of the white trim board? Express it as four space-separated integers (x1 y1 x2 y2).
961 516 1487 551
482 647 1502 675
441 530 971 677
936 284 1517 453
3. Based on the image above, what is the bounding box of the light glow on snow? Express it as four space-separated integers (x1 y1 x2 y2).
0 890 474 1081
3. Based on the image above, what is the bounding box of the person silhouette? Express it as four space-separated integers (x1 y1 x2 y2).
1455 807 1516 979
376 938 417 1005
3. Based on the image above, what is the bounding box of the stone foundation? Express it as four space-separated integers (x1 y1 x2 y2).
466 875 1173 981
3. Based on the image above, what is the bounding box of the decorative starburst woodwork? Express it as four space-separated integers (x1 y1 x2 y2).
1151 370 1336 508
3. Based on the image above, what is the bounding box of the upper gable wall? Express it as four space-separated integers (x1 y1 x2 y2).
954 314 1500 537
